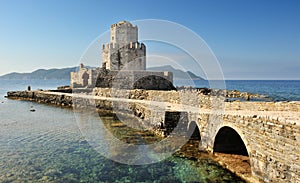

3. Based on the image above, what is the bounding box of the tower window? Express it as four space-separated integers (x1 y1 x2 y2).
112 36 114 40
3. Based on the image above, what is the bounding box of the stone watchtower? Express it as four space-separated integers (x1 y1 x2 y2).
102 21 146 71
71 20 173 90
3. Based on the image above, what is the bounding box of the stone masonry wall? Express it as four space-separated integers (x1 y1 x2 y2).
93 88 300 182
95 70 174 90
219 114 300 182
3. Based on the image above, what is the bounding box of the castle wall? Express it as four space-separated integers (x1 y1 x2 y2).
101 44 110 69
102 21 146 71
102 42 146 71
70 66 99 88
95 70 173 90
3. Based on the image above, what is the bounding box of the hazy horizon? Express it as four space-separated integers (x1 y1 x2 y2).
1 65 300 81
0 0 299 80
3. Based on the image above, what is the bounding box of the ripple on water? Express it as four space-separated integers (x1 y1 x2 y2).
0 101 245 182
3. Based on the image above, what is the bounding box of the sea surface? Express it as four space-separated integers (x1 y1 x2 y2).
175 80 300 101
0 79 299 182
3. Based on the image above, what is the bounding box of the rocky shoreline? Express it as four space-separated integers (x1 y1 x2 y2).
176 86 270 101
6 86 270 105
6 90 73 107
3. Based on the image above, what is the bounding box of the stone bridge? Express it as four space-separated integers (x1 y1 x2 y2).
91 88 300 183
7 88 300 182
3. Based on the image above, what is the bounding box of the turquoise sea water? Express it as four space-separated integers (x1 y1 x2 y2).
0 79 245 182
1 79 299 182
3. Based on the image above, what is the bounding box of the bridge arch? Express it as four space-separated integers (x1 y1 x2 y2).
213 126 249 156
187 121 201 140
212 125 253 180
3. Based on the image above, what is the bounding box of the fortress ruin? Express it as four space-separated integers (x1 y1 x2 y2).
71 21 174 90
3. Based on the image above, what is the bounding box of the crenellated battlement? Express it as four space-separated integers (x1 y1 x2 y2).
110 20 136 28
129 42 145 50
102 42 145 50
102 21 146 71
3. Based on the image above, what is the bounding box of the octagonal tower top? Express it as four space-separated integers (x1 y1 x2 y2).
110 20 138 46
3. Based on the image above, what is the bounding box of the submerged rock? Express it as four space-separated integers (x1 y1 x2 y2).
30 106 36 112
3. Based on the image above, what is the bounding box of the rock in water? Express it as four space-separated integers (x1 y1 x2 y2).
30 106 36 112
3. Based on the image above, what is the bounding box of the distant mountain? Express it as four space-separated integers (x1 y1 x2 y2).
0 67 77 80
147 65 204 80
0 65 204 80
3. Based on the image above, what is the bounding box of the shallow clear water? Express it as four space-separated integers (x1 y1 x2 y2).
0 79 245 182
1 79 299 182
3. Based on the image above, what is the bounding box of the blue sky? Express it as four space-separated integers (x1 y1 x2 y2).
0 0 299 79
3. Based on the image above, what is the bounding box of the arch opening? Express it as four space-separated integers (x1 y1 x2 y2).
213 126 248 156
188 121 201 140
176 121 202 159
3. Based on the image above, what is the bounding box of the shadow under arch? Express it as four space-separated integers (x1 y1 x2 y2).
187 121 201 140
213 126 248 156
